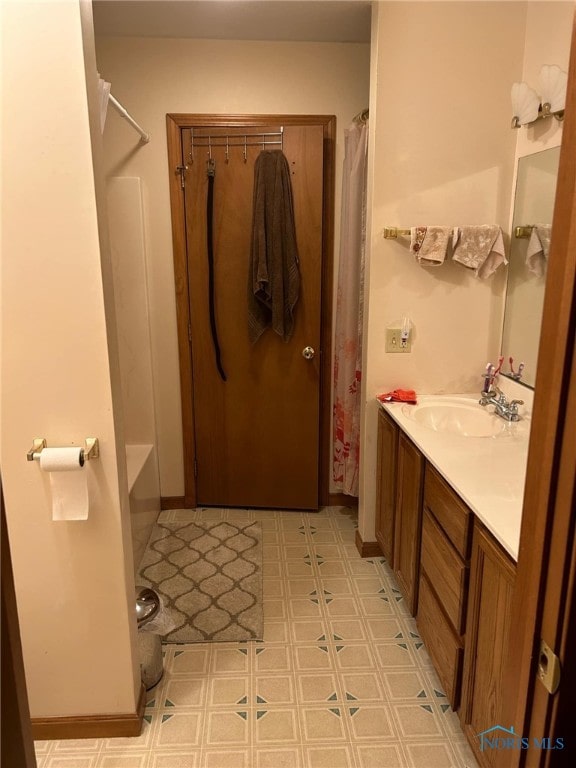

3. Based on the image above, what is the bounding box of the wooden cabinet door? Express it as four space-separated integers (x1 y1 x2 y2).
375 409 398 566
460 522 516 767
393 433 424 615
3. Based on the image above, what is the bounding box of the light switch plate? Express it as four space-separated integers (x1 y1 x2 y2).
386 328 411 353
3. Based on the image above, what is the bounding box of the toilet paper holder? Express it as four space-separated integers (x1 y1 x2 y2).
27 438 99 463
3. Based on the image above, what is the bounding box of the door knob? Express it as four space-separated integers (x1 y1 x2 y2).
302 346 316 360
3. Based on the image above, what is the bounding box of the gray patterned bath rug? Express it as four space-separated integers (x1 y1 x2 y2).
138 519 263 643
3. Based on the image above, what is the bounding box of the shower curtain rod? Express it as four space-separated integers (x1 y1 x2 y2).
109 94 150 143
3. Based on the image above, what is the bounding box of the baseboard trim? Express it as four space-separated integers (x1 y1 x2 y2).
31 683 146 741
328 493 358 507
355 529 383 559
161 496 353 511
160 496 188 510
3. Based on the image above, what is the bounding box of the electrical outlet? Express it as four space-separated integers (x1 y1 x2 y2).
386 328 411 353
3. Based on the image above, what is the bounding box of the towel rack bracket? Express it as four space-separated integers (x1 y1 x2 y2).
383 227 411 239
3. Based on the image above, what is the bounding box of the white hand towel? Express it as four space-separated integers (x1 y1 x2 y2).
410 226 451 266
452 225 507 279
526 224 552 277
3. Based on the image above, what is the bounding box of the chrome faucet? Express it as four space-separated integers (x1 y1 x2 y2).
479 385 524 422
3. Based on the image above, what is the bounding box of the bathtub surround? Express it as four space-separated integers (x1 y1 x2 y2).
107 177 157 448
138 518 263 643
107 177 161 569
127 444 161 574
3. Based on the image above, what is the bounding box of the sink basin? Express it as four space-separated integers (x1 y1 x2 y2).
402 397 506 438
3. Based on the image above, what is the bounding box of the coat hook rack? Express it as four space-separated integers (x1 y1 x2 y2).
189 128 284 164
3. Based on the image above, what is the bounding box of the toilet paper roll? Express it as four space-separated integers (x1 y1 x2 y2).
39 447 89 521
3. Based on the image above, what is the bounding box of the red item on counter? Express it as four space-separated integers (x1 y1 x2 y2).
377 389 418 404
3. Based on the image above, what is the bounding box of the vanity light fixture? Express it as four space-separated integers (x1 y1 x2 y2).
511 82 540 127
511 64 567 128
539 64 568 115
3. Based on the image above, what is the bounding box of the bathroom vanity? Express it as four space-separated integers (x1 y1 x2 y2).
376 397 528 767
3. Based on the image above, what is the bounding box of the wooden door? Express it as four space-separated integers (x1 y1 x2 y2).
1 489 37 768
393 433 424 614
376 408 398 566
182 122 324 509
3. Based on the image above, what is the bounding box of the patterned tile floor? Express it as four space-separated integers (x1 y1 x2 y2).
35 506 478 768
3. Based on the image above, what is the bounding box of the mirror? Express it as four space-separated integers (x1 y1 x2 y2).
501 146 560 389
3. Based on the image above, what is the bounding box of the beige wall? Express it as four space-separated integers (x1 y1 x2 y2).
358 2 527 542
95 36 371 496
1 0 140 717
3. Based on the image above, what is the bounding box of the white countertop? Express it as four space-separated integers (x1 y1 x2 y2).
379 394 531 560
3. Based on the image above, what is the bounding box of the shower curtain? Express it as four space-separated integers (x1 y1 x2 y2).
332 118 368 497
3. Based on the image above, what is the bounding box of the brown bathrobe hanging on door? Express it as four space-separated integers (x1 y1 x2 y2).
248 150 301 343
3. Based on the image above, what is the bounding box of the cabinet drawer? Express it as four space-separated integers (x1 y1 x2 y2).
421 509 468 634
424 466 471 558
417 573 463 709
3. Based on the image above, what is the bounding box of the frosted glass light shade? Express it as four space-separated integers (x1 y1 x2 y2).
511 82 540 126
539 64 567 112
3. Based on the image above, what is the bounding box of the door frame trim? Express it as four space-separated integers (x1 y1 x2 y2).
166 113 336 508
501 14 576 764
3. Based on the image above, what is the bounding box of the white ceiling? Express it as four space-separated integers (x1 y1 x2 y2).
93 0 372 43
